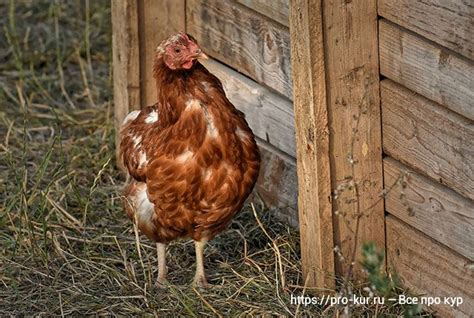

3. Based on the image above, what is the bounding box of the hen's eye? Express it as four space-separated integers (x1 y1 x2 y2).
174 48 181 53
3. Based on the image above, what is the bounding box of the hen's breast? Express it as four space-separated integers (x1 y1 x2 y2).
143 98 260 242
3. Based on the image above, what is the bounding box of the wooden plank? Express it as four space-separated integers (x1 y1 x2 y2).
323 0 385 277
387 216 474 317
378 0 474 60
236 0 289 27
138 0 185 107
289 0 335 289
201 59 295 157
256 139 298 228
379 19 474 120
187 0 292 99
111 0 141 168
384 157 474 260
381 80 474 200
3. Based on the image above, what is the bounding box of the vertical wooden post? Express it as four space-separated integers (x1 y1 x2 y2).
111 0 141 167
289 0 335 290
138 0 185 107
323 0 384 278
290 0 384 287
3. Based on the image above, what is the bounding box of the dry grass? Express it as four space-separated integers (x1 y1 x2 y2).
0 1 428 316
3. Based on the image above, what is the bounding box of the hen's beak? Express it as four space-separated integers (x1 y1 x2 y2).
198 52 209 60
193 49 208 60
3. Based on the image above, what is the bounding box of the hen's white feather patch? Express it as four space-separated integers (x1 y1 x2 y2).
185 99 202 111
122 110 140 125
145 111 158 124
236 127 250 140
201 81 211 92
138 151 147 167
204 111 219 138
176 150 194 163
135 185 154 225
132 135 142 147
203 169 212 181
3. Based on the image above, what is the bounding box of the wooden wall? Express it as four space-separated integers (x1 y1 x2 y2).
378 1 474 316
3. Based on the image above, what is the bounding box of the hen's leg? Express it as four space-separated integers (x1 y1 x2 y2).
156 242 168 286
193 238 209 288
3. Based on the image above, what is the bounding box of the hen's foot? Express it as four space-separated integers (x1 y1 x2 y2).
192 274 210 289
155 276 169 289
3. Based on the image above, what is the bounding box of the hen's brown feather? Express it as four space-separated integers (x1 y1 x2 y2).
120 58 260 243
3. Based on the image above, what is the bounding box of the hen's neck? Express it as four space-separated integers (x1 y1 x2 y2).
153 57 198 126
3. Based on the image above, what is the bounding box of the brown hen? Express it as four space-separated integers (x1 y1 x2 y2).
119 33 260 287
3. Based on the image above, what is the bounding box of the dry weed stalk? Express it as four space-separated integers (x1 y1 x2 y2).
330 76 416 316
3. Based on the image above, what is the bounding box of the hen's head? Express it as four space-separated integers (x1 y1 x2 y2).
157 32 208 70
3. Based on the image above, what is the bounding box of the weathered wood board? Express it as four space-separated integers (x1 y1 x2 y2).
323 0 385 276
138 0 185 107
387 216 474 317
111 0 141 167
378 0 474 60
236 0 289 27
381 80 474 200
384 157 474 260
256 140 298 228
379 20 474 120
289 0 335 289
201 59 295 157
186 0 292 99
